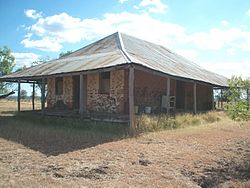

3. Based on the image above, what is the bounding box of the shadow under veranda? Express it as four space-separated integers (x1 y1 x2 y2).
0 111 130 156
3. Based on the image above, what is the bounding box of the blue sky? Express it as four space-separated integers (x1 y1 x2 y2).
0 0 250 94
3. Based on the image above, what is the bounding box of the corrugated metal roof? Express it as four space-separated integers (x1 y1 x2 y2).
0 32 228 86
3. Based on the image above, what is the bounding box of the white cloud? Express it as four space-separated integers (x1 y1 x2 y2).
21 8 250 69
138 0 168 14
221 20 229 27
175 49 198 62
22 11 187 51
24 9 42 19
227 48 236 55
246 9 250 16
12 52 40 68
21 37 62 52
191 28 250 51
119 0 128 4
202 59 250 78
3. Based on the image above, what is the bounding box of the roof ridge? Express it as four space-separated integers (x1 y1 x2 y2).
116 32 132 63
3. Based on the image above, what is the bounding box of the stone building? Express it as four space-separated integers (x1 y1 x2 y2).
0 32 228 125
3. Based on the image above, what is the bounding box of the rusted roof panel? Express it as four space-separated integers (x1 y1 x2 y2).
121 33 227 86
1 50 126 79
0 32 228 86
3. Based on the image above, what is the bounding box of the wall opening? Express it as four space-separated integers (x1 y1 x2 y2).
55 77 63 95
99 72 110 94
176 80 185 109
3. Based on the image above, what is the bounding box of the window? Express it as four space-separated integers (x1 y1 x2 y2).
99 72 110 94
55 77 63 95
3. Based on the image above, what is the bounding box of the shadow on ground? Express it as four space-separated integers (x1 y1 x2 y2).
0 112 129 156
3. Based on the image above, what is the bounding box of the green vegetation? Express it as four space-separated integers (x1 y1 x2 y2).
59 50 72 58
226 76 250 121
20 89 27 99
0 46 15 93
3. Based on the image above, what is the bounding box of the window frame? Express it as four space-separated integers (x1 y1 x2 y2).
55 77 63 95
99 72 110 94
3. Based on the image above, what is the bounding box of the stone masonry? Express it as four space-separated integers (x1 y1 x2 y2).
47 76 73 109
87 70 125 113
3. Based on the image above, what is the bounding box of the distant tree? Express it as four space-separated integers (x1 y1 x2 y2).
30 90 38 99
31 56 50 67
226 76 250 121
20 89 27 99
30 56 50 94
59 51 72 58
15 65 27 72
0 46 15 93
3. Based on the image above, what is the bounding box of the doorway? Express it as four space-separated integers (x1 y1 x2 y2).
73 75 87 110
176 80 185 110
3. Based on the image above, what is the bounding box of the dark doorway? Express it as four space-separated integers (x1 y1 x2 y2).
73 75 87 110
176 80 185 109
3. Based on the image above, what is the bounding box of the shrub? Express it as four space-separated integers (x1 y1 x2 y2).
226 76 250 121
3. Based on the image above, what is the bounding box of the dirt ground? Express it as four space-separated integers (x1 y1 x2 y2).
0 102 249 187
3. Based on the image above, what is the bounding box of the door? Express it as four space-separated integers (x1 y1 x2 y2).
73 75 87 111
176 80 185 110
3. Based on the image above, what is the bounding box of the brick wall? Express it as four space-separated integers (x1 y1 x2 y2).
47 76 73 109
134 70 173 111
87 69 125 113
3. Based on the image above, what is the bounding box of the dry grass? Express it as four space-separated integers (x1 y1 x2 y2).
0 99 41 115
135 111 223 133
0 100 249 187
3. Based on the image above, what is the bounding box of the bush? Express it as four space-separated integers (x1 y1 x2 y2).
226 76 250 121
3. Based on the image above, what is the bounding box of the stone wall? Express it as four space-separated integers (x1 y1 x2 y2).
87 70 125 113
47 76 73 109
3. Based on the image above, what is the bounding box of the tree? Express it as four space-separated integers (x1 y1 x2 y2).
59 51 72 58
15 65 27 72
226 76 250 121
31 56 50 94
31 56 50 67
20 89 27 99
31 90 38 99
0 46 15 93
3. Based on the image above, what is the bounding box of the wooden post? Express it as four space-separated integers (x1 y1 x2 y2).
193 82 197 114
220 89 223 110
17 80 21 112
166 77 170 115
41 77 45 113
247 89 249 111
79 74 84 117
129 66 135 134
32 82 35 110
211 87 214 110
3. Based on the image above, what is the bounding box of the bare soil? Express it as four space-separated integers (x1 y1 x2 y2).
0 102 249 187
